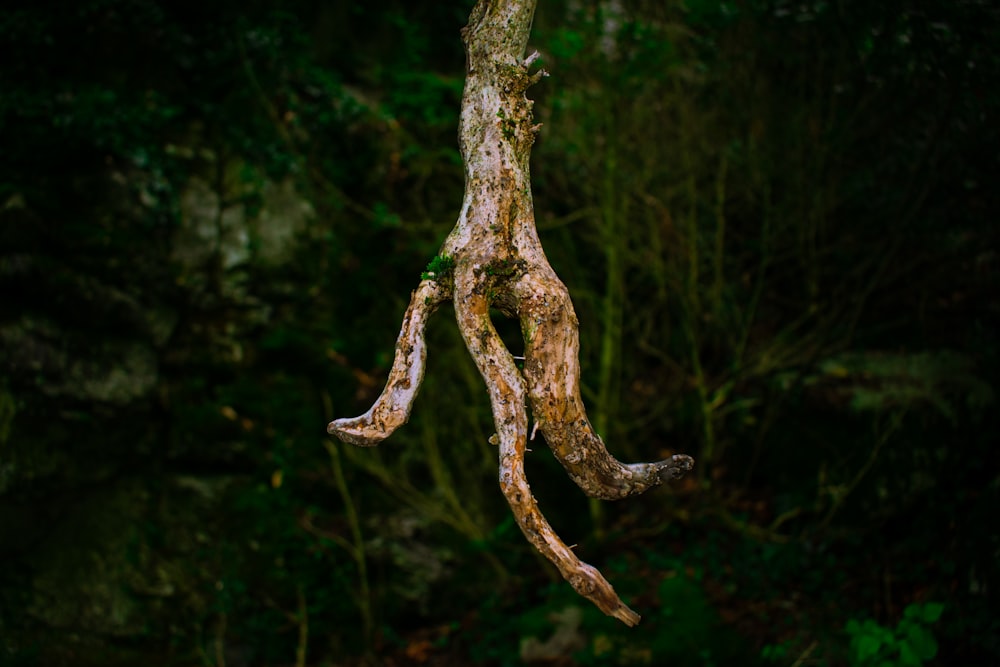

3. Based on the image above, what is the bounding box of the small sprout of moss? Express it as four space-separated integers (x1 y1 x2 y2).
421 254 456 281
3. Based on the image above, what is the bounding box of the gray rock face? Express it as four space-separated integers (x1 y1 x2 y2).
0 152 320 662
0 317 158 405
173 176 250 272
173 174 315 274
251 178 315 267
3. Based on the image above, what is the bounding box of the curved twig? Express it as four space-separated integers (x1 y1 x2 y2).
453 268 642 626
328 280 450 446
514 268 694 499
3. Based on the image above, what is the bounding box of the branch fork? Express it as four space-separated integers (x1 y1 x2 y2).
328 0 692 626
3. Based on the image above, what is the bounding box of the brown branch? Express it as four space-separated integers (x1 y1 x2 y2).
327 0 693 625
452 269 643 625
514 269 694 498
328 280 449 446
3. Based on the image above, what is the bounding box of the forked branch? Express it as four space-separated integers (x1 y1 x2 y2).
328 0 693 626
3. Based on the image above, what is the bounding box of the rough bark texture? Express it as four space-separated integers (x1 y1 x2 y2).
328 0 693 626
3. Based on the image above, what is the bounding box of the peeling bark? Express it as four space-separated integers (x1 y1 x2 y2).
328 0 693 626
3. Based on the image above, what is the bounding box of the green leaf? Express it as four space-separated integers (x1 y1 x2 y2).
898 640 922 666
905 624 938 660
921 602 944 624
856 634 883 661
862 618 881 632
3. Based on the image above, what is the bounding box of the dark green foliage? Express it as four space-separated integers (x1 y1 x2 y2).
0 0 997 665
846 603 944 667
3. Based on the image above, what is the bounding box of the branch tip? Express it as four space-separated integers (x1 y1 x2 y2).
527 69 549 86
655 454 695 482
612 605 641 628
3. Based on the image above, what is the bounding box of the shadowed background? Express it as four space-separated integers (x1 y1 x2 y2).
1 0 997 665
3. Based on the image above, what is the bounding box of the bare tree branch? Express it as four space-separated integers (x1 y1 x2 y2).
328 0 693 625
328 281 450 446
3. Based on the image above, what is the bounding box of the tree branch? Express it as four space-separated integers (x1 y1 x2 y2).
328 280 449 446
328 0 693 625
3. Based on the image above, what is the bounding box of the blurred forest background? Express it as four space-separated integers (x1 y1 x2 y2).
1 0 997 665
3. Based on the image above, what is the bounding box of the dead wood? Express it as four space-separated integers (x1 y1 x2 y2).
328 0 693 626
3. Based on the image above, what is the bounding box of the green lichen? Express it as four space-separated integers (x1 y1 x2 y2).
484 258 523 278
496 63 526 93
522 320 537 344
496 109 516 141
